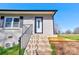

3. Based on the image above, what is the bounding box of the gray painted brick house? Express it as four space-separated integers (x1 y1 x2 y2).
0 9 57 48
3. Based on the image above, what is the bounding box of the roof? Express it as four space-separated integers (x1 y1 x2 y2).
0 9 58 15
0 9 58 12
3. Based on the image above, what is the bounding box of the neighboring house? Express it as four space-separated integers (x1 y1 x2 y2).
0 9 57 48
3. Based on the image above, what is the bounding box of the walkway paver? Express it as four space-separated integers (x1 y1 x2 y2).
24 34 52 55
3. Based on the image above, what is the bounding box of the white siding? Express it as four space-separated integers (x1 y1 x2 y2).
23 16 34 34
23 15 54 35
43 16 53 35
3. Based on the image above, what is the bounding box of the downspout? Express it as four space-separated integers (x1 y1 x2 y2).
52 10 58 35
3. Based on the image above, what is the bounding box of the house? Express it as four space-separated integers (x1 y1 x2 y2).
0 9 57 48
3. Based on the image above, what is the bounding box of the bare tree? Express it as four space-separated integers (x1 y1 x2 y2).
65 30 72 34
54 23 61 34
73 27 79 34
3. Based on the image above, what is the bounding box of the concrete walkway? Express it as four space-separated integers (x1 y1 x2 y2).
24 34 52 55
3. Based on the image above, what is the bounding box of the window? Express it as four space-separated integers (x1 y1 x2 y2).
4 17 20 28
13 18 19 27
5 18 12 27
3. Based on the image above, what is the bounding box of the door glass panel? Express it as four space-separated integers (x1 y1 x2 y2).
35 17 43 33
38 20 40 28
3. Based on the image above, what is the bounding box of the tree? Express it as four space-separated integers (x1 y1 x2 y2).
65 30 72 34
54 23 61 34
73 27 79 34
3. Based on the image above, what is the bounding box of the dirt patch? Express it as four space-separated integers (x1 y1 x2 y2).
63 42 79 55
48 37 79 55
50 41 79 55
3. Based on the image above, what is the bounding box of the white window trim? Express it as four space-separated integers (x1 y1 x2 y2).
4 16 20 29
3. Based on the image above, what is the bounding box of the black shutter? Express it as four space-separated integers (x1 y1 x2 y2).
20 16 23 28
1 16 4 19
20 16 23 19
1 16 4 28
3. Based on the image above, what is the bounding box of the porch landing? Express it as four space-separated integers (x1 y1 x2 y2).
24 34 52 55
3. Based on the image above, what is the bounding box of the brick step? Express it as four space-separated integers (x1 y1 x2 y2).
24 34 52 55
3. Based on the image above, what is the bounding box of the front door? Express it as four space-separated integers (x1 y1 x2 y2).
35 17 43 33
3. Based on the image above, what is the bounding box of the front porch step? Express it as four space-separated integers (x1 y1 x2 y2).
24 34 52 55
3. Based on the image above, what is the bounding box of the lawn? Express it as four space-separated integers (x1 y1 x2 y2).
51 44 56 55
61 34 79 40
0 44 19 55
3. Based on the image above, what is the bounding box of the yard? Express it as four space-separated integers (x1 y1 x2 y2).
61 34 79 40
48 34 79 55
0 44 19 55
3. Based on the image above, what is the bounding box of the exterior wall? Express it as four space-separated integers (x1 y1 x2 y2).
0 29 22 48
0 16 23 48
23 15 54 35
23 16 34 34
43 16 53 35
0 17 22 47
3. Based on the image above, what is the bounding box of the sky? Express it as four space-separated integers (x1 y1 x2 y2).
0 3 79 32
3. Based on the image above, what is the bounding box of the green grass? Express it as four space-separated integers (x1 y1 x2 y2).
0 44 19 55
62 35 79 40
51 44 56 55
20 48 25 55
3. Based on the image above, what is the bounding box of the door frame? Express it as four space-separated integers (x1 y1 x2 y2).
35 17 43 34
